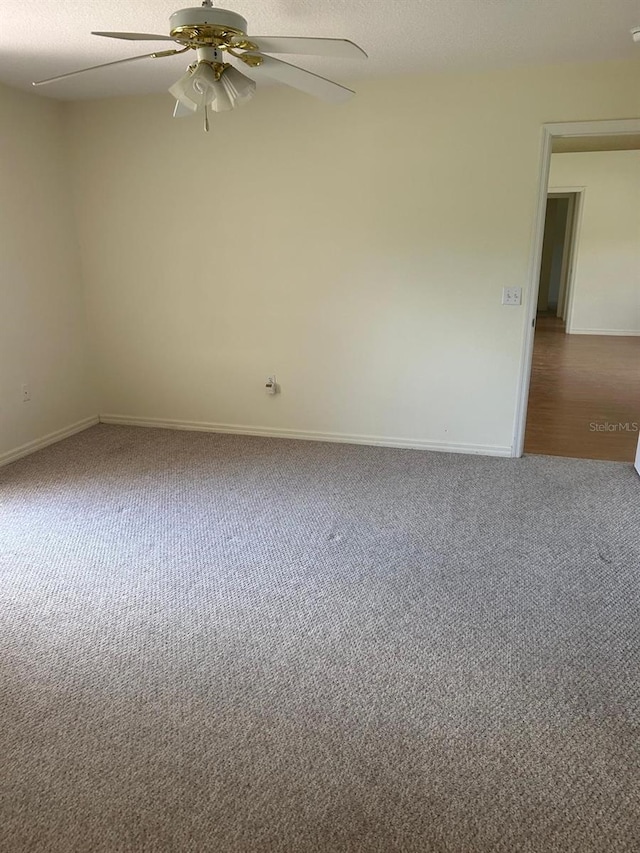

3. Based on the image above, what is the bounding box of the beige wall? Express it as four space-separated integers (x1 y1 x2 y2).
549 150 640 335
58 60 640 454
3 63 637 465
0 84 96 463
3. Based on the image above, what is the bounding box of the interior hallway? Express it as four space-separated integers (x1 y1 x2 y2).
524 315 640 461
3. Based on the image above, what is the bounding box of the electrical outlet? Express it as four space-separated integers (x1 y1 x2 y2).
265 375 278 395
502 287 522 306
22 384 31 402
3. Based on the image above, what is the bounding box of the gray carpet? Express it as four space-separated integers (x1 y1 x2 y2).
1 424 639 853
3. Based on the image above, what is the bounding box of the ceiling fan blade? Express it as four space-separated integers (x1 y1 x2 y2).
241 53 355 104
244 36 367 59
32 48 186 86
92 31 176 42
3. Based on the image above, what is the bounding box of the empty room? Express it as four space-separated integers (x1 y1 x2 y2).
1 1 639 852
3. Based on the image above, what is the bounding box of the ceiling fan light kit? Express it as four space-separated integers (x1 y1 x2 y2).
32 1 367 132
169 49 255 106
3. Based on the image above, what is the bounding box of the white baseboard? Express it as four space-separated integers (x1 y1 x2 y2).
99 414 512 457
568 328 640 337
0 416 99 469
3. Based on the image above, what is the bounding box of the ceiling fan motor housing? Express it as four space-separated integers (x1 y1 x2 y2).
170 7 249 44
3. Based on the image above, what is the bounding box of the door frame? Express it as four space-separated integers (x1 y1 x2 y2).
554 192 577 324
512 118 640 457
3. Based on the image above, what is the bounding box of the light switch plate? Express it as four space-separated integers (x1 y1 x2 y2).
502 287 522 306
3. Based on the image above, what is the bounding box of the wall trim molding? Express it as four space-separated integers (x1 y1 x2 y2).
0 416 99 468
99 414 512 457
568 328 640 337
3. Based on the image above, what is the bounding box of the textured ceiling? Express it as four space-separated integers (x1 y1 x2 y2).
1 0 639 100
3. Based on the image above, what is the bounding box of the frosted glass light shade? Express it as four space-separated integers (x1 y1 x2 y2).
170 62 257 117
170 63 220 109
220 66 256 107
169 69 201 109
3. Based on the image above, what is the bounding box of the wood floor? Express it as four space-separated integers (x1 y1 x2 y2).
524 314 640 461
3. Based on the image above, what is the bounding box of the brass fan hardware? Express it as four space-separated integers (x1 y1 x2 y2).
169 25 253 50
235 53 264 68
32 0 367 130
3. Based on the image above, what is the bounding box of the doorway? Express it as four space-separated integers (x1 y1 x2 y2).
514 120 640 461
537 192 579 327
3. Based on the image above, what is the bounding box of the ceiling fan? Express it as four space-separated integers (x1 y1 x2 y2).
33 1 367 131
